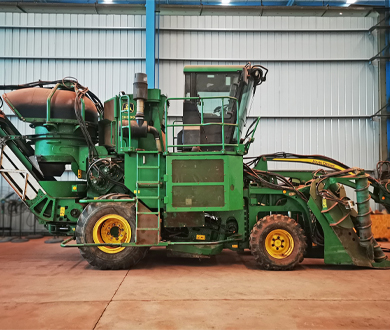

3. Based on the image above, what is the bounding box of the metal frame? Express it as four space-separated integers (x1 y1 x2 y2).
0 56 371 62
0 168 29 201
60 235 242 248
386 1 390 160
0 144 44 201
164 96 240 153
146 0 156 89
0 26 370 33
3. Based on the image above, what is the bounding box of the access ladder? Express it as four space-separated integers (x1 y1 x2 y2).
135 151 161 245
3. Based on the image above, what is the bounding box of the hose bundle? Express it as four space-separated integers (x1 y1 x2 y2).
243 163 308 201
0 78 103 115
1 78 104 164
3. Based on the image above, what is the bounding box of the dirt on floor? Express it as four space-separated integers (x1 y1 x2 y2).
0 238 389 330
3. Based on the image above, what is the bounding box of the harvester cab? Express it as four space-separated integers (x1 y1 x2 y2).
0 63 390 271
177 64 266 152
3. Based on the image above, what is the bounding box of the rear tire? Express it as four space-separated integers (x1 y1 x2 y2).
75 194 149 270
250 214 306 271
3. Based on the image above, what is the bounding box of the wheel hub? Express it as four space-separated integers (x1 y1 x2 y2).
265 229 294 259
92 214 131 254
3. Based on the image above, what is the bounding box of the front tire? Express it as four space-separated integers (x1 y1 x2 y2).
75 194 149 270
250 214 306 271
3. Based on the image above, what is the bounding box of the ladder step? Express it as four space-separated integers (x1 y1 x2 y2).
137 166 160 169
137 228 159 231
137 211 160 215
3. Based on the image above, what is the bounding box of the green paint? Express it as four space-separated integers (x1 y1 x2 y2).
79 199 136 203
2 64 390 268
308 197 355 265
165 155 243 212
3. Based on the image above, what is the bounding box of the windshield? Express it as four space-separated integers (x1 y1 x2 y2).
185 72 241 116
234 79 254 141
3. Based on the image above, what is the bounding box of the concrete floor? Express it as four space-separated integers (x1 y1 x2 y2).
0 239 389 330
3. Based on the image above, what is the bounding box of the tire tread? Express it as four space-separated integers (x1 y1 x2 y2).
75 194 149 270
249 214 307 271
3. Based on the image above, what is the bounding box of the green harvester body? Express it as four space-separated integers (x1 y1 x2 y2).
1 63 389 270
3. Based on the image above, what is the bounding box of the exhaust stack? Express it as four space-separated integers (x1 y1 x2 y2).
133 73 148 126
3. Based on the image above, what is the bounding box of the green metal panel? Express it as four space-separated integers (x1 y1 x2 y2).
308 197 357 266
165 212 205 227
172 186 225 208
26 189 83 225
165 154 243 212
39 181 87 198
34 124 91 163
172 159 225 183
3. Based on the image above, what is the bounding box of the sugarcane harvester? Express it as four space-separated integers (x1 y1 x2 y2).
0 63 390 270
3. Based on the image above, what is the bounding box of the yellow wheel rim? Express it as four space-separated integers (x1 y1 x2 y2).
92 214 131 254
265 229 294 259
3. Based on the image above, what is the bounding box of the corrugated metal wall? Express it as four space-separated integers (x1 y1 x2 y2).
0 13 146 101
0 13 147 232
0 13 380 230
158 15 379 170
0 13 146 197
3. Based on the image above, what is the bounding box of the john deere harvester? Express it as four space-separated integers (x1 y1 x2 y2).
1 63 390 270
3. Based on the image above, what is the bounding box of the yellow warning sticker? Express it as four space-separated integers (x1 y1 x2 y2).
121 103 134 120
77 169 82 179
196 235 206 240
60 207 65 217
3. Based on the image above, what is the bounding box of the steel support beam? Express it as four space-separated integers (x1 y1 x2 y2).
248 115 373 119
0 56 145 60
0 26 144 31
378 12 388 162
0 56 369 62
146 0 156 89
157 57 368 62
0 25 369 33
386 1 390 159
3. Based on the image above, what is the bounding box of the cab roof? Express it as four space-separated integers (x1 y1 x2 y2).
183 65 244 73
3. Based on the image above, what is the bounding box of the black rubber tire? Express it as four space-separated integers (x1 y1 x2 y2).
75 194 149 270
250 214 307 271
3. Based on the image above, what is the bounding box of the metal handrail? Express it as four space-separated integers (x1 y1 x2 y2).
119 95 131 152
46 84 85 123
164 96 239 153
